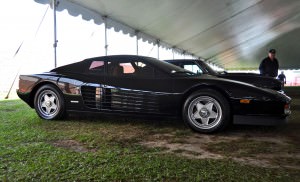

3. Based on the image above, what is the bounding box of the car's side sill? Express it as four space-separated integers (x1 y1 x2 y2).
233 115 288 126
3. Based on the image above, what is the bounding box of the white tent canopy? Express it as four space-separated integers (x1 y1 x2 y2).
34 0 300 70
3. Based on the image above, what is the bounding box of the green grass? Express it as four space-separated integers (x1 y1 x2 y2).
0 99 299 181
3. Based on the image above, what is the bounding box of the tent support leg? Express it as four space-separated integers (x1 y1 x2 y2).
104 16 108 56
136 31 139 55
172 49 175 59
157 40 160 60
53 0 58 68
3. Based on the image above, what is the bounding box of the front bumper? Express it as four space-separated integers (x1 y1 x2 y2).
16 89 32 108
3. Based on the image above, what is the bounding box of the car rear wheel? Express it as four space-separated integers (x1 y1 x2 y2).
34 84 65 120
183 89 230 133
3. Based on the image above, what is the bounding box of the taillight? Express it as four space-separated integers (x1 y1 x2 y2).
284 104 291 115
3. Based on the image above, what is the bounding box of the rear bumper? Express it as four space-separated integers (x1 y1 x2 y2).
233 115 288 126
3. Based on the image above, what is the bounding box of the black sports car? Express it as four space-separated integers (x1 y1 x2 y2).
165 59 283 91
17 55 291 133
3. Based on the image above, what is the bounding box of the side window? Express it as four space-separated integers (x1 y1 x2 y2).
108 61 130 76
120 62 135 74
88 61 105 74
108 60 155 78
133 61 154 78
182 62 203 74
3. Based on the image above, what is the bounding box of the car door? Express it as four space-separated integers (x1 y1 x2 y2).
102 58 176 115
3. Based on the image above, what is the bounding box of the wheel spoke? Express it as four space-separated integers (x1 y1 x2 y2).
209 111 218 119
51 104 57 111
201 118 209 125
205 102 214 112
193 112 201 119
44 95 50 102
45 106 52 114
196 103 204 111
41 101 47 108
49 95 56 103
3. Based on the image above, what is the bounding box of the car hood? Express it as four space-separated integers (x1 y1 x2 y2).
217 72 282 91
180 74 290 103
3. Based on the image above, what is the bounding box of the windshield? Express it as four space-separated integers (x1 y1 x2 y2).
198 61 219 75
165 59 221 76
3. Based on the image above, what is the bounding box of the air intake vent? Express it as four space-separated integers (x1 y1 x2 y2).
81 86 101 109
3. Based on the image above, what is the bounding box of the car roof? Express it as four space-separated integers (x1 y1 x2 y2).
52 55 187 74
164 59 202 62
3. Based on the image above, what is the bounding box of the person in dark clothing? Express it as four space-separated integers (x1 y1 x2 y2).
277 71 286 86
259 49 279 77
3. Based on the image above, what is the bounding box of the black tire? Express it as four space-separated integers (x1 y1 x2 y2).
183 89 230 133
34 84 65 120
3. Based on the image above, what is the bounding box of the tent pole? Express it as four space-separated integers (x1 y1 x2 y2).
157 40 160 60
172 48 175 59
104 16 108 56
136 31 139 55
53 0 58 68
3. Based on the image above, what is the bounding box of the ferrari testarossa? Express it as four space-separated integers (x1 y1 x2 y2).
17 55 291 133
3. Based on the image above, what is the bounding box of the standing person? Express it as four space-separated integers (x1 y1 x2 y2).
259 49 279 78
277 71 286 86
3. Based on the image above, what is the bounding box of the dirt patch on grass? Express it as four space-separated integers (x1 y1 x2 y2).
141 134 229 159
140 131 300 170
51 139 97 153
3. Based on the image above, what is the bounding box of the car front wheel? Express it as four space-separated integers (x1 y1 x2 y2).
183 89 230 133
34 84 65 120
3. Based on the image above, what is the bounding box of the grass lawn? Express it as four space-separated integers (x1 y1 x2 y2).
0 97 299 181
